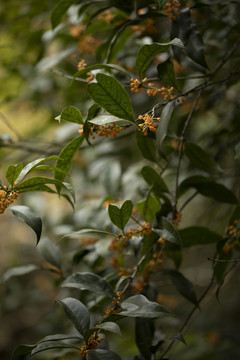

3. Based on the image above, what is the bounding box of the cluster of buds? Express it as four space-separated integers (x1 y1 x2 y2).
223 220 239 253
130 77 148 93
125 221 152 239
97 9 113 24
130 18 157 34
70 24 85 38
164 0 181 20
95 123 124 137
78 35 102 55
132 277 145 292
138 114 161 136
147 84 175 99
171 212 183 229
77 59 87 71
104 292 123 318
80 334 104 357
0 187 19 214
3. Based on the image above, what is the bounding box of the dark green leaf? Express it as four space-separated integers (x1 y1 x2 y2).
51 0 78 29
31 341 78 356
136 130 157 162
178 176 237 204
156 101 175 155
228 204 240 225
178 226 222 247
141 166 169 193
11 344 35 360
38 334 82 343
57 297 90 335
87 349 122 360
38 237 62 269
108 200 133 231
2 265 39 282
137 195 160 222
16 156 59 183
153 217 182 246
135 318 154 360
136 38 184 77
120 294 173 318
8 205 42 245
157 57 177 88
55 106 84 124
97 322 122 336
88 73 135 122
62 272 114 298
185 142 222 174
6 163 23 186
164 270 198 305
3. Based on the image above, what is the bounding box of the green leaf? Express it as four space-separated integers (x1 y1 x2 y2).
97 322 122 337
55 136 85 191
11 344 35 360
63 228 114 238
178 176 237 204
120 294 173 318
156 101 175 155
137 195 160 222
51 0 78 29
87 349 122 360
136 130 157 163
73 64 129 81
16 156 59 184
153 217 182 246
229 204 240 225
88 73 135 122
2 264 39 282
6 163 23 186
31 341 78 356
178 226 222 247
57 297 90 335
8 205 42 245
136 38 184 77
157 57 178 88
164 270 198 305
141 166 169 194
38 334 83 343
108 200 133 231
61 272 114 298
38 237 62 269
135 318 154 360
185 142 222 174
55 105 84 124
89 115 129 126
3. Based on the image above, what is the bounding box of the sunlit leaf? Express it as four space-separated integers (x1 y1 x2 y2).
6 163 23 186
137 195 160 222
108 200 133 231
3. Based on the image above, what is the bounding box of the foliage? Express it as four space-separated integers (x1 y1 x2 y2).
0 0 240 359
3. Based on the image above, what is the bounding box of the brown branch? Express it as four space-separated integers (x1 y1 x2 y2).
50 68 88 83
208 257 240 263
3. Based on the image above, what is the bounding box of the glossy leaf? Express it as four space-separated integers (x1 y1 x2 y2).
164 269 198 305
57 297 90 335
141 166 169 193
178 176 237 204
108 200 133 231
136 130 157 162
89 114 128 126
185 142 222 174
73 63 129 81
153 217 182 246
55 136 84 190
156 101 175 155
97 322 122 337
62 272 114 298
178 226 222 247
157 57 177 88
51 0 78 29
120 294 173 318
2 264 39 282
11 344 35 360
136 38 184 77
88 73 135 122
87 349 122 360
38 237 62 269
135 318 154 360
6 163 23 186
8 205 42 245
55 105 84 124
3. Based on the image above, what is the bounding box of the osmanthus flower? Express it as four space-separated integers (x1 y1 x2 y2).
0 185 19 214
138 114 161 136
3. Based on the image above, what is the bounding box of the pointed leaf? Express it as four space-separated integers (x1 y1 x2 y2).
62 272 114 298
55 105 84 124
97 322 122 337
185 142 222 174
137 195 160 222
11 344 35 360
8 205 42 245
141 166 169 193
6 163 23 186
73 63 129 81
38 334 83 343
57 297 90 335
136 130 157 162
157 57 177 88
156 101 175 155
164 270 198 305
38 237 62 269
51 0 78 29
63 228 114 238
16 156 59 183
178 226 222 247
178 176 237 204
88 73 135 122
89 115 129 126
31 341 78 356
153 217 182 246
136 38 184 77
135 318 154 360
120 294 173 318
2 265 39 282
87 349 122 360
108 200 133 231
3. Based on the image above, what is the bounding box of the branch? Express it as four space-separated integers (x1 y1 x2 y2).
208 257 240 263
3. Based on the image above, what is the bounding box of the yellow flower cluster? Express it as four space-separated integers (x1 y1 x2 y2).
223 220 239 253
171 212 182 229
165 0 181 20
147 84 175 99
80 334 104 357
77 59 87 71
78 123 124 139
138 114 161 136
130 77 148 93
130 18 157 34
97 9 113 24
0 188 19 214
103 293 122 318
70 24 85 38
78 35 102 54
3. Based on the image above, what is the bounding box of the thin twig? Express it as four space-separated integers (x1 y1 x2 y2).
179 191 198 212
208 257 240 263
0 142 58 155
50 68 88 83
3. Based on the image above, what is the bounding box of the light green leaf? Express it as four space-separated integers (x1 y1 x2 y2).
55 106 84 124
6 163 23 186
88 73 135 122
89 115 128 126
136 38 184 77
137 195 160 222
185 142 222 174
57 297 90 335
8 205 42 245
108 200 133 231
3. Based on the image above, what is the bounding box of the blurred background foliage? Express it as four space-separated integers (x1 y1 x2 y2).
0 0 240 359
